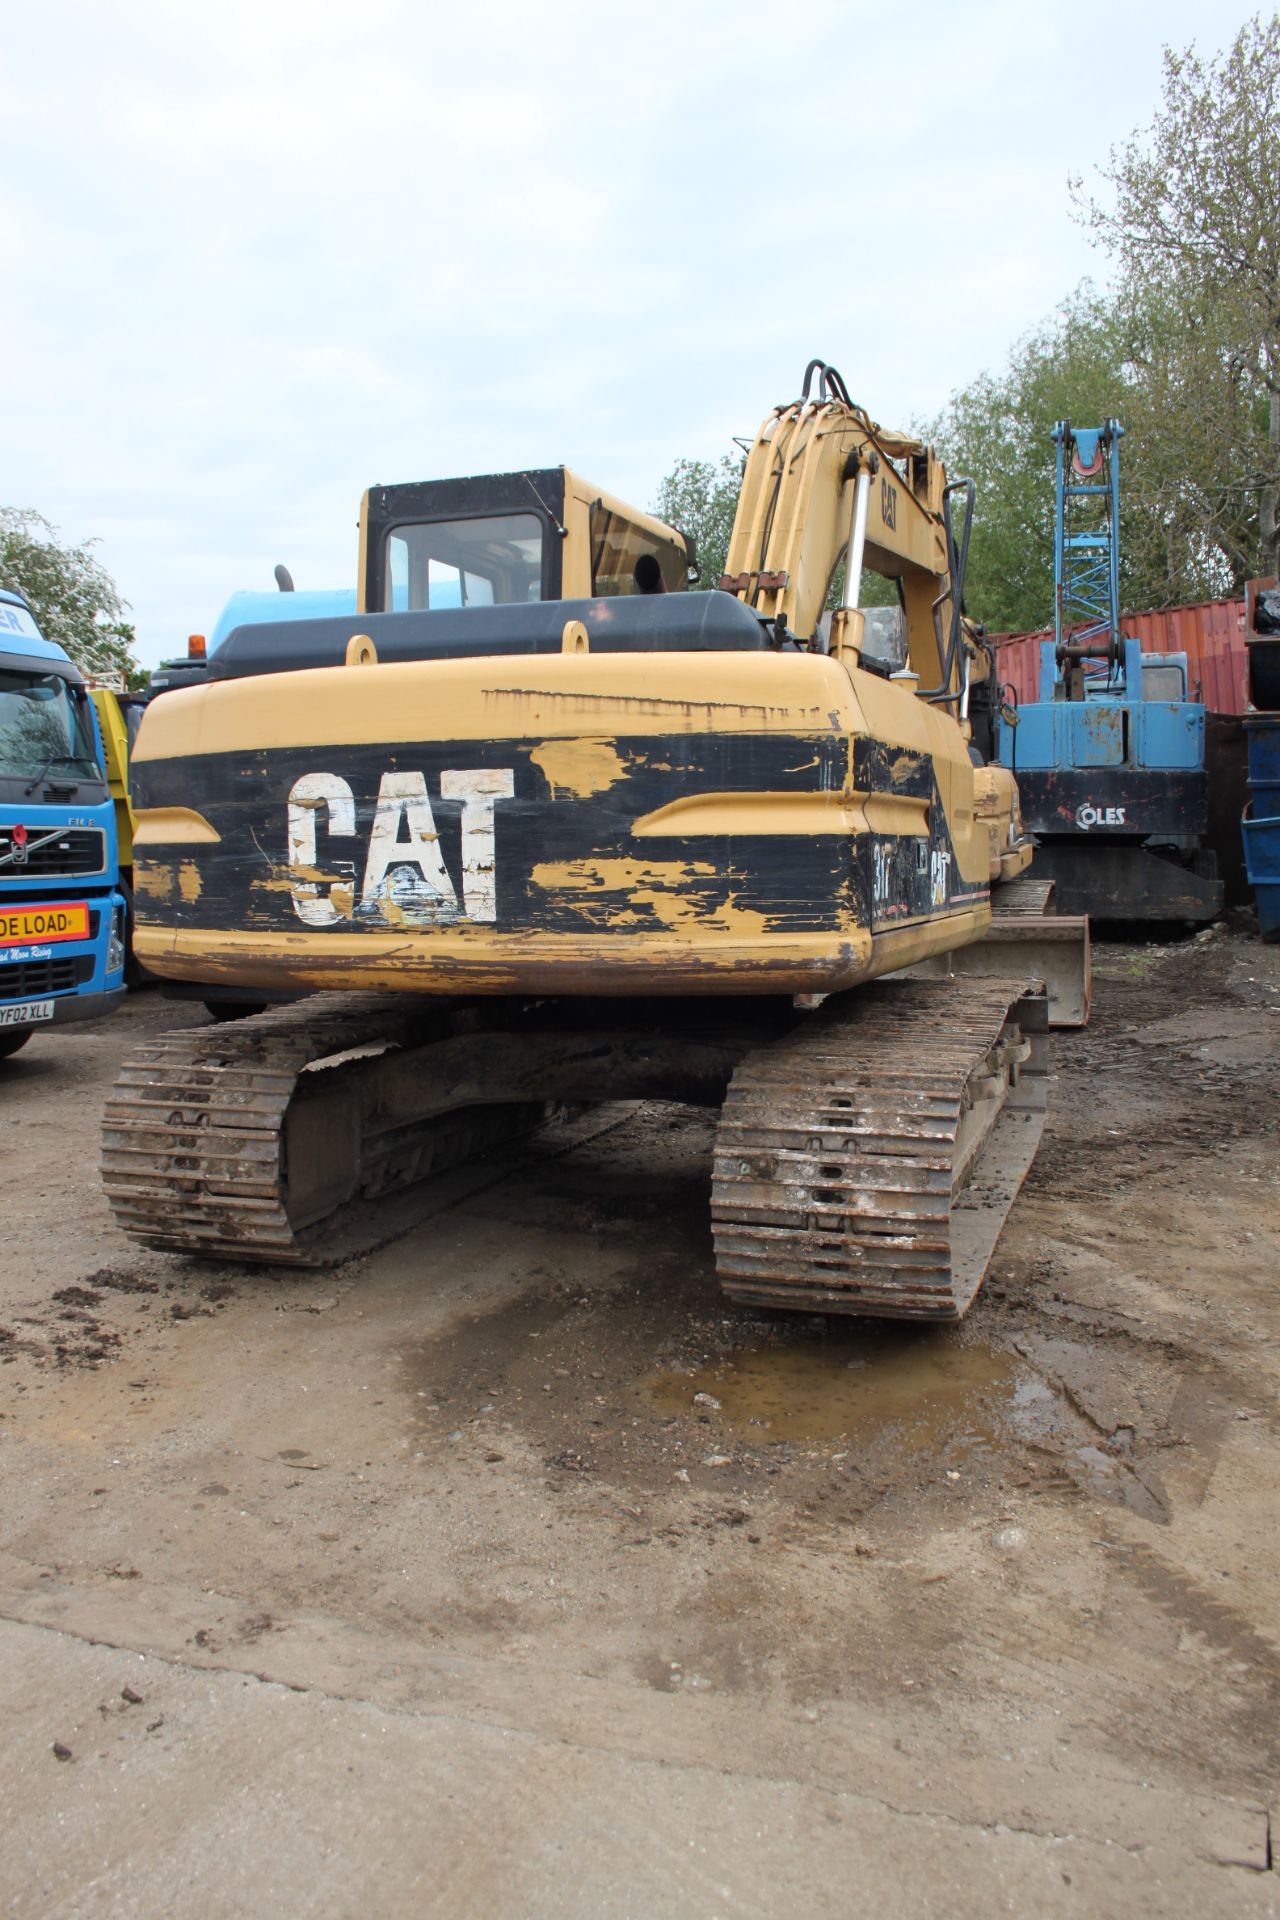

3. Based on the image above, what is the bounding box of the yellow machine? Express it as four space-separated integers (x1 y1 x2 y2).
104 362 1087 1320
89 663 201 981
88 687 140 874
87 684 148 979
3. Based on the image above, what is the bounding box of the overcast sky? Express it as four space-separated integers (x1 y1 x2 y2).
0 0 1245 666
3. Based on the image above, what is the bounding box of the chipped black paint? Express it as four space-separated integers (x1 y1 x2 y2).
133 728 980 941
1014 768 1209 838
852 737 984 926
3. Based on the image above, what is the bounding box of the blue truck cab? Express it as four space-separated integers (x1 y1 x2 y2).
0 588 128 1056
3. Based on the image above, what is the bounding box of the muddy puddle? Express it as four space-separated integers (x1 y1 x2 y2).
640 1326 1166 1516
642 1329 1021 1454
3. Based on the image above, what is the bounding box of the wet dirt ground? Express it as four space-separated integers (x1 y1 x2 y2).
1 925 1278 1916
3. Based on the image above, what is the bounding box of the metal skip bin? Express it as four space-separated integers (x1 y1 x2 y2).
1243 714 1280 942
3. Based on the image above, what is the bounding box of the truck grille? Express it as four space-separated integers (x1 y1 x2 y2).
0 952 94 998
0 827 106 875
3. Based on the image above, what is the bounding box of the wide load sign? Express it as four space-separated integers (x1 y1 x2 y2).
0 902 91 945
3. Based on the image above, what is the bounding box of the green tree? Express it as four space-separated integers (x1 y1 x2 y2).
928 273 1272 630
651 454 743 589
931 16 1280 630
1073 12 1280 582
0 508 141 684
926 289 1140 632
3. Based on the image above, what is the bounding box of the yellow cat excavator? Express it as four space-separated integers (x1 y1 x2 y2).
104 361 1087 1320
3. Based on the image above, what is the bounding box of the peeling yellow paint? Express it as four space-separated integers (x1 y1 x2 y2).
254 866 345 892
134 653 856 758
532 856 718 894
530 737 627 798
530 857 775 937
133 862 174 900
137 921 882 995
177 861 202 903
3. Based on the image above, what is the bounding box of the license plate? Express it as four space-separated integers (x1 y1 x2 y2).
0 901 90 946
0 1000 54 1025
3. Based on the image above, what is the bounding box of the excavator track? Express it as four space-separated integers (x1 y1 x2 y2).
711 974 1047 1321
105 975 1052 1317
101 994 550 1267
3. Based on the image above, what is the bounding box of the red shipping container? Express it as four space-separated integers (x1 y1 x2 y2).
991 598 1249 716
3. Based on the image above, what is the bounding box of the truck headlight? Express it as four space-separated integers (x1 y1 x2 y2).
107 905 126 976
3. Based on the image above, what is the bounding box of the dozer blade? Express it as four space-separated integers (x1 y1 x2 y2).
710 975 1048 1322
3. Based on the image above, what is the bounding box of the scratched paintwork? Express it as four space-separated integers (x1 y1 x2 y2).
1014 767 1209 837
972 766 1031 882
1074 703 1126 766
134 733 861 936
132 652 853 759
132 862 173 900
131 715 990 995
528 738 627 798
127 634 1005 998
528 856 777 937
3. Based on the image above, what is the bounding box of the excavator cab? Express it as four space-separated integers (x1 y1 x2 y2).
359 468 692 613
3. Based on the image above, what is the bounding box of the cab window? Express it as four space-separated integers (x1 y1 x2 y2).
590 504 687 596
384 514 543 610
0 669 101 783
